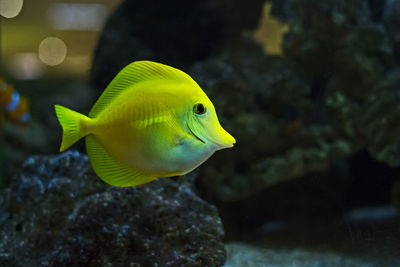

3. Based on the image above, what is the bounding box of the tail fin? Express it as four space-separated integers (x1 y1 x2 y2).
55 104 89 152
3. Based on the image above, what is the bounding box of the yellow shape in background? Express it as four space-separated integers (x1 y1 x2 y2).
254 2 290 56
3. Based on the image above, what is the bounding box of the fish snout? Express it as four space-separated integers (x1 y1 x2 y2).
212 126 235 149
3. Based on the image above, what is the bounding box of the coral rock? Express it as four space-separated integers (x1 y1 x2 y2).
0 151 225 266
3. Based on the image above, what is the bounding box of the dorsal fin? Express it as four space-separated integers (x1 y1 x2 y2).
89 61 196 118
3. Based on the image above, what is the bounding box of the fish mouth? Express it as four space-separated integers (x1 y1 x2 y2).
188 124 206 144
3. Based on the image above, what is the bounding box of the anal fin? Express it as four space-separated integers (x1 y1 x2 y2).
86 135 157 187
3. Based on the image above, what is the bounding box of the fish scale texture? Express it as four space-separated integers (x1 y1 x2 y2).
0 151 226 267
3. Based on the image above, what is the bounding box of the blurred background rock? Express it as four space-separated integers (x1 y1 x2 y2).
1 0 400 265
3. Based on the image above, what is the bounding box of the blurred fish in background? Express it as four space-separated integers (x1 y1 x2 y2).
0 76 31 186
0 77 30 126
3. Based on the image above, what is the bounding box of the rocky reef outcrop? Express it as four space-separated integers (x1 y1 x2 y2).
0 151 226 266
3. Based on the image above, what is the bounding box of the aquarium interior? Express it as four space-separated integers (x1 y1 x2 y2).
1 0 400 266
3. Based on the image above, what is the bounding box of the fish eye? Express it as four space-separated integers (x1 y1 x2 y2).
193 103 206 115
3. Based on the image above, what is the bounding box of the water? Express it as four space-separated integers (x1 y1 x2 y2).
1 0 400 266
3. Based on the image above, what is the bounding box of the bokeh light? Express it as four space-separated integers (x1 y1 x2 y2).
8 53 44 80
48 3 107 31
38 37 68 66
0 0 23 18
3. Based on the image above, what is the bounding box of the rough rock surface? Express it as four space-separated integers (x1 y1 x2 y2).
0 151 226 266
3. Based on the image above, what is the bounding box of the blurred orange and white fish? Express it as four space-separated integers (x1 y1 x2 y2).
0 77 30 125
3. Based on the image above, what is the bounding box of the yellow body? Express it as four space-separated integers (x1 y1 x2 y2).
55 61 235 187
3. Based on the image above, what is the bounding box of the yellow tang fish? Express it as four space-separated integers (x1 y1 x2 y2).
55 61 235 187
